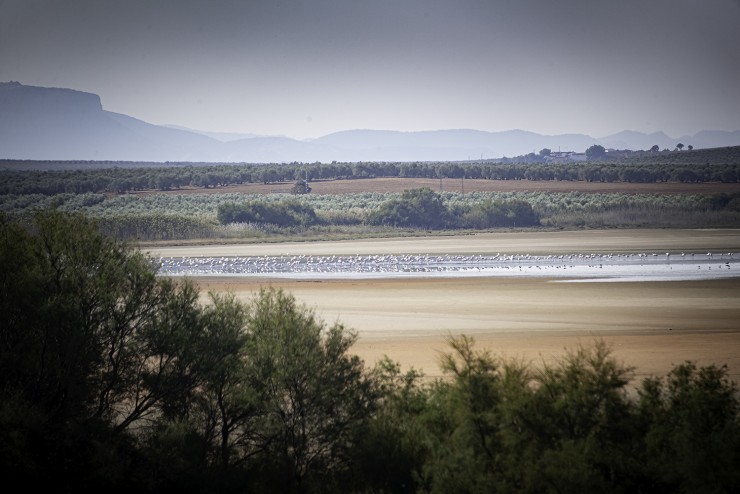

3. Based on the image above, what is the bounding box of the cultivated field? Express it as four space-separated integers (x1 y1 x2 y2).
149 229 740 385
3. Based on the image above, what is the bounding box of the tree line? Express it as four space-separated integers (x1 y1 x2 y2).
2 210 739 493
1 145 739 195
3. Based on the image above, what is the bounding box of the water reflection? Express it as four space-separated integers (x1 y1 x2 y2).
156 252 738 282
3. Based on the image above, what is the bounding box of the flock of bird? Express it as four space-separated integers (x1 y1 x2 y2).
155 251 737 278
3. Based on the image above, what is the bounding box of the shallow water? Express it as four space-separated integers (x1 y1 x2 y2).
156 251 739 282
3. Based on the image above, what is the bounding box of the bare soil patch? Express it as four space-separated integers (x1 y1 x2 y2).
134 177 740 196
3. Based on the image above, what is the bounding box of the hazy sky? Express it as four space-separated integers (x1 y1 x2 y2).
1 0 739 139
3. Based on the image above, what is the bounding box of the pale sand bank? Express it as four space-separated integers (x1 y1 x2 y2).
144 228 740 258
194 276 740 384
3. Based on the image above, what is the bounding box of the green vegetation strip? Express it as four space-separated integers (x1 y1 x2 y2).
2 187 739 241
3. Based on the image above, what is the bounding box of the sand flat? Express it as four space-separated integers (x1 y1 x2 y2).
194 276 740 383
144 228 740 258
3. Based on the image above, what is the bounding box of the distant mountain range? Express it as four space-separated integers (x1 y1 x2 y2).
2 81 739 163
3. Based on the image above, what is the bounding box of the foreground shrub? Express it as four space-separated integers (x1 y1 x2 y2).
0 210 378 493
0 209 205 490
636 362 740 492
351 336 740 494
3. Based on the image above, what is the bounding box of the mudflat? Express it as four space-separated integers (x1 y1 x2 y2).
149 228 740 386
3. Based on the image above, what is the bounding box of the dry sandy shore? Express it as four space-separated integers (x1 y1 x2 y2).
144 228 740 258
146 229 740 386
195 277 740 384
